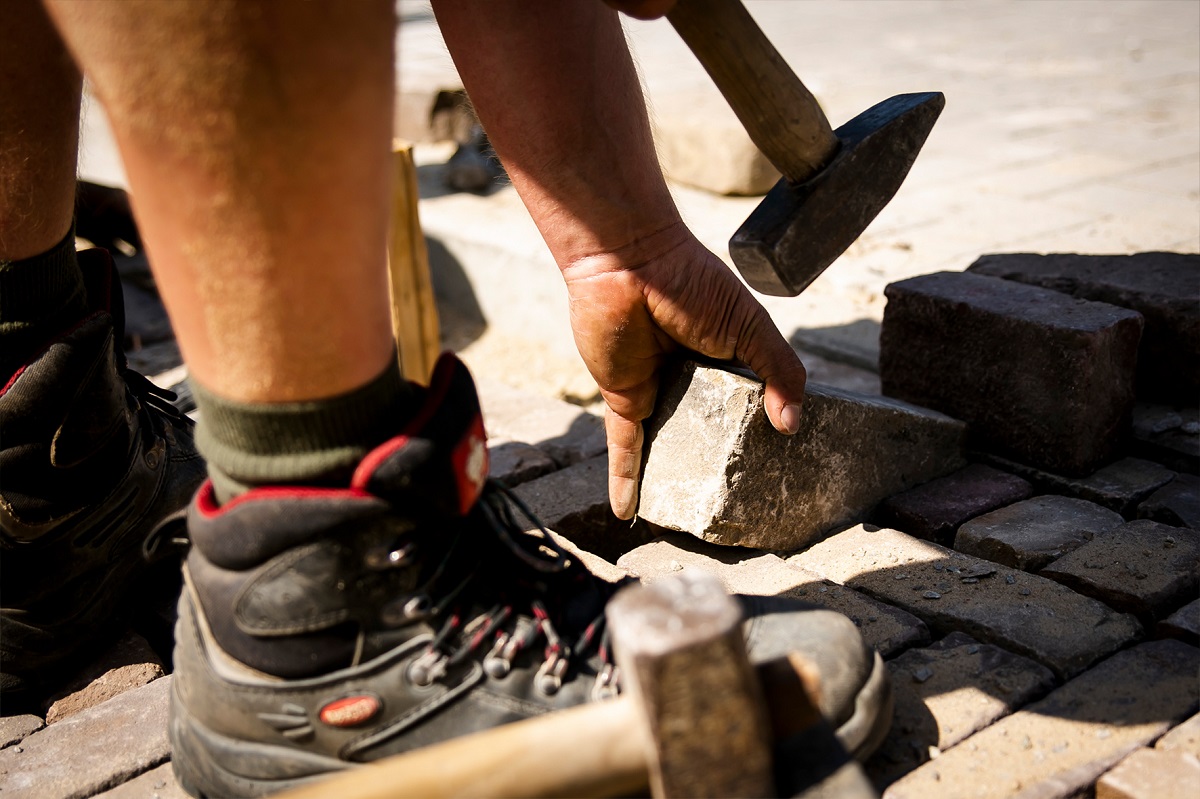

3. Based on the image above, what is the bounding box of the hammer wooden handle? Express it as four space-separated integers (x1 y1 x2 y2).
667 0 838 181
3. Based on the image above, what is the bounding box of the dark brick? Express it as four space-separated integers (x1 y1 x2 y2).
969 252 1200 404
1139 473 1200 529
955 495 1125 571
875 464 1033 545
976 453 1175 517
881 271 1143 475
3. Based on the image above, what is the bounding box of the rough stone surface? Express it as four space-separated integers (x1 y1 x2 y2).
92 762 189 799
638 361 966 550
1139 473 1200 529
1095 747 1200 799
866 632 1056 790
883 640 1200 799
653 101 780 195
0 716 42 750
790 526 1142 679
1041 520 1200 620
1157 713 1200 757
1157 599 1200 646
618 534 930 657
44 630 165 724
975 454 1177 518
1131 403 1200 475
476 377 606 467
969 252 1200 404
875 464 1034 546
0 676 171 799
880 271 1143 476
487 438 558 487
954 495 1126 571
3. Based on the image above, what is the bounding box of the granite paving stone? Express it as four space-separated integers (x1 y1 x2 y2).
475 376 606 467
1040 520 1200 620
955 495 1126 572
976 455 1177 518
93 763 189 799
618 534 930 657
880 271 1143 475
487 438 558 487
1157 599 1200 646
0 675 171 799
1139 473 1200 529
1094 747 1200 799
874 464 1034 546
1156 713 1200 757
0 717 41 750
44 630 165 724
1130 402 1200 475
883 640 1200 799
789 525 1142 679
866 632 1056 790
638 360 966 550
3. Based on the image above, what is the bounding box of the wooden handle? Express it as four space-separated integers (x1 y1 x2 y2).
388 141 441 385
667 0 838 181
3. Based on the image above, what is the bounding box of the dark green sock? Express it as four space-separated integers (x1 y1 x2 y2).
0 227 87 378
192 359 415 503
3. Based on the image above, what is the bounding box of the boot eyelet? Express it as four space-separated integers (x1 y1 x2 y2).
407 650 448 687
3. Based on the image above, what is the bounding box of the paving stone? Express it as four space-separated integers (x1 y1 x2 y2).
487 438 557 487
0 675 171 799
955 495 1126 572
1157 598 1200 646
789 526 1142 679
1041 520 1200 620
653 100 780 195
618 534 929 657
476 376 606 467
512 455 656 562
0 716 42 750
866 632 1056 790
975 455 1177 518
883 640 1200 799
638 361 966 550
874 464 1034 546
969 252 1200 404
93 762 189 799
1095 747 1200 799
1139 473 1200 529
1130 402 1200 476
45 630 165 724
1156 713 1200 757
880 271 1143 476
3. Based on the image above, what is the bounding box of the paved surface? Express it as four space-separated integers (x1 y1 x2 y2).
16 1 1195 797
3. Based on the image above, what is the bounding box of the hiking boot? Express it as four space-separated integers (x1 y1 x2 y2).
0 249 206 710
170 354 890 798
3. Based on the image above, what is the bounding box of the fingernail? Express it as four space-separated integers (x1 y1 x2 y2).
612 478 638 520
781 403 801 435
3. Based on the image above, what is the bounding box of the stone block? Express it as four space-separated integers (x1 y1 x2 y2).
789 526 1142 679
1157 713 1200 757
618 534 929 657
976 454 1176 518
487 439 557 487
1131 402 1199 475
1139 473 1200 529
1095 747 1200 799
638 361 966 551
0 676 171 799
0 717 41 750
45 630 165 724
93 763 189 799
652 97 780 196
874 464 1034 546
866 632 1056 790
880 271 1143 475
883 640 1200 799
954 495 1125 571
969 252 1200 404
476 377 606 467
1041 520 1200 620
1157 598 1200 646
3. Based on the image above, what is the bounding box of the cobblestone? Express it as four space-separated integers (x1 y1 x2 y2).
955 495 1125 571
487 438 557 487
975 454 1177 518
1139 473 1200 529
44 630 165 725
1157 713 1200 756
1095 746 1200 799
874 464 1033 546
0 717 41 750
93 763 188 799
476 377 606 468
1130 403 1200 476
1157 599 1200 646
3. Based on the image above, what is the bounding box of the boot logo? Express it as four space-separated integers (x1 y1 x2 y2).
452 414 489 514
319 694 382 728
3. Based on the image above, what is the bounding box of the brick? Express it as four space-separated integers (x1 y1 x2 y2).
1040 520 1200 620
513 455 656 562
93 762 190 799
789 526 1142 679
866 632 1056 790
969 252 1200 404
487 439 557 487
45 630 165 725
1139 473 1200 529
1157 599 1200 646
955 495 1125 571
1095 747 1200 799
1131 403 1199 475
1157 713 1200 757
476 377 606 467
874 464 1034 546
617 534 929 657
0 717 41 750
880 271 1143 475
884 640 1200 799
0 676 171 799
638 361 966 550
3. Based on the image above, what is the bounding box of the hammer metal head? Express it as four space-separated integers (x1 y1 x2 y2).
731 91 946 297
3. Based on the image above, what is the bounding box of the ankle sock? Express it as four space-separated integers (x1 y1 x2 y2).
0 227 87 378
192 359 415 503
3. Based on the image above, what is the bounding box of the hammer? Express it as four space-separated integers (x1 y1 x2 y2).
666 0 945 297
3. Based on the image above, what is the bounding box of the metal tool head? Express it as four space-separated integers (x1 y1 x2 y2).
731 91 946 297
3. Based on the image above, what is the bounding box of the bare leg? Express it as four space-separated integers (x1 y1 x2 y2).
42 0 396 404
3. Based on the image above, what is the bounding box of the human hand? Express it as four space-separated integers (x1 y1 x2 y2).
561 223 807 520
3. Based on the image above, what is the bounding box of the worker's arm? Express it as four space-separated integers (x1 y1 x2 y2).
432 0 807 519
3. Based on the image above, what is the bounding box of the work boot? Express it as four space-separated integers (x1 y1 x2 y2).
170 354 890 798
0 249 206 709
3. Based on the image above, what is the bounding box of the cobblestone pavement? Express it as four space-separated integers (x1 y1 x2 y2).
14 1 1197 797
